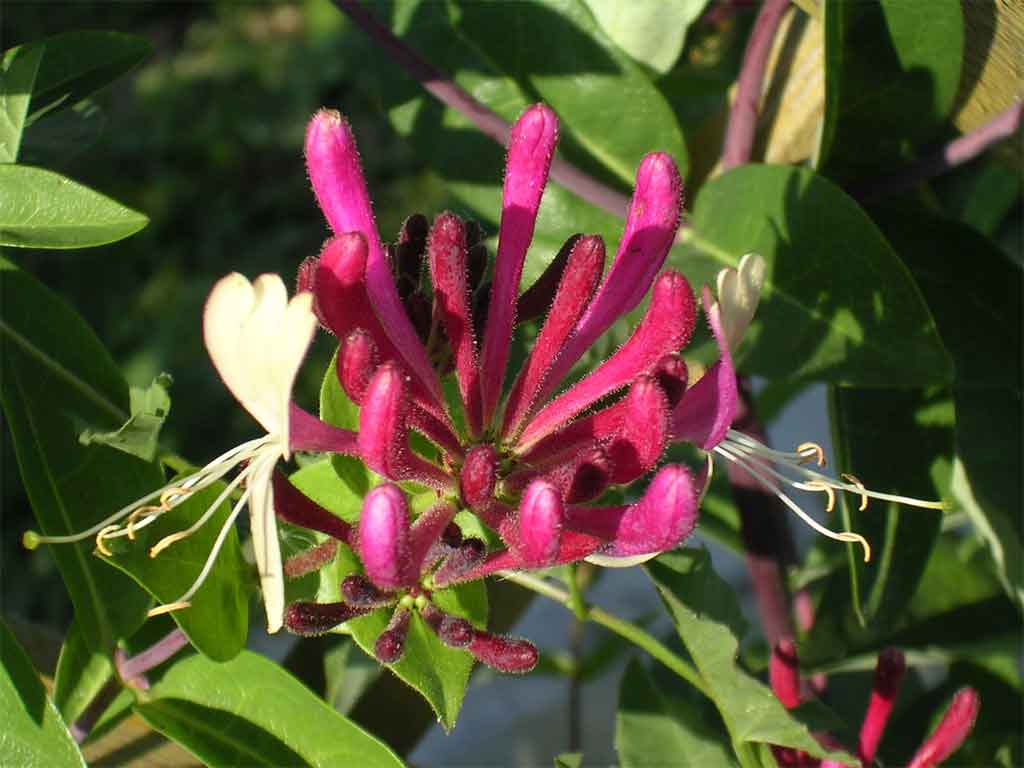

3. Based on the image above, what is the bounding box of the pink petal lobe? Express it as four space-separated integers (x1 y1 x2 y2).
359 483 413 591
516 480 564 567
502 234 605 438
305 110 443 405
428 212 482 436
289 404 358 455
606 375 670 484
272 470 353 543
517 270 696 451
671 287 738 449
539 152 683 399
480 104 559 428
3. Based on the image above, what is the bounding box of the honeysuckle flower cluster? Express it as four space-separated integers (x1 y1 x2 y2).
26 103 941 675
769 640 980 767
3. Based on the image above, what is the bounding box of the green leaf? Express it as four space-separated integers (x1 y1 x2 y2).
52 621 113 726
98 479 249 662
819 0 964 184
319 349 373 497
874 209 1022 610
616 658 735 767
646 550 857 765
827 386 951 629
554 752 584 768
134 650 404 768
24 31 152 122
1 620 86 767
583 0 707 74
0 43 44 163
17 99 106 168
79 373 172 462
0 165 148 248
1 259 156 651
324 639 383 716
682 164 952 385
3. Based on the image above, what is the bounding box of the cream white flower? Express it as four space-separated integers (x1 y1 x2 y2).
26 274 317 634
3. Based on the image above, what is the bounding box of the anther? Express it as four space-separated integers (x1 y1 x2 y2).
149 529 193 559
798 481 836 513
796 442 826 466
95 525 120 557
842 473 869 511
125 504 163 540
147 600 192 618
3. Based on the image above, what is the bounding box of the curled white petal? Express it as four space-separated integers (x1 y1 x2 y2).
249 452 284 634
715 252 766 353
203 273 317 446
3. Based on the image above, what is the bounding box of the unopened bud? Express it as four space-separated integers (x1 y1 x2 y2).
467 630 538 674
461 445 499 510
432 538 487 588
359 484 412 591
341 574 396 609
284 600 369 636
374 607 412 664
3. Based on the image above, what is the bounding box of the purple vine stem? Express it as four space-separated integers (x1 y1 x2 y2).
116 628 190 684
857 101 1024 200
333 0 630 219
720 0 791 170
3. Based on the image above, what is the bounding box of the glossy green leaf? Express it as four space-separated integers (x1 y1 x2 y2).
583 0 705 74
874 209 1022 610
819 0 964 184
319 349 373 497
1 620 86 768
25 31 152 122
0 43 43 162
135 650 404 768
681 164 952 385
616 658 735 767
0 165 148 248
52 621 113 726
79 373 171 462
99 479 249 662
324 638 383 716
827 386 951 629
1 259 155 651
646 550 856 765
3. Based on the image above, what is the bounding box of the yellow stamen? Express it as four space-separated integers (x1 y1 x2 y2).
160 487 189 507
838 531 872 563
125 504 163 540
149 530 193 559
147 601 192 617
800 481 836 512
842 473 869 511
796 441 826 467
95 525 120 557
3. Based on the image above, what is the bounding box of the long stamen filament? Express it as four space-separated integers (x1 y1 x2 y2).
714 444 872 562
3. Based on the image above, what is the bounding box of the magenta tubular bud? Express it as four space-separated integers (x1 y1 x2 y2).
518 270 697 451
858 648 906 764
461 445 499 510
284 600 370 636
468 630 539 674
358 362 454 491
272 471 353 543
408 501 458 577
652 354 688 408
284 539 339 579
907 687 981 768
341 574 396 609
480 104 559 429
769 638 802 710
315 234 391 350
517 480 564 568
358 484 413 591
374 607 412 664
515 233 579 326
607 376 670 485
541 152 683 399
305 110 443 407
338 329 379 404
671 286 738 450
432 538 487 589
428 212 483 436
567 464 698 557
502 234 606 438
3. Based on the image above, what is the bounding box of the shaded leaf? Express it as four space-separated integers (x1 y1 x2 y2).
0 165 148 248
52 621 113 726
1 619 86 767
79 373 172 462
1 258 155 651
99 479 250 662
616 658 735 767
324 638 382 716
0 43 43 162
135 651 404 767
583 0 706 74
646 550 856 764
17 100 106 168
682 164 951 385
554 753 584 768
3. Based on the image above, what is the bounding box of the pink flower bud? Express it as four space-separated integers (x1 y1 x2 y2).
374 607 412 664
607 375 670 484
338 329 379 404
468 630 539 674
769 638 802 709
517 480 564 568
460 445 499 510
858 648 906 764
907 687 980 768
359 484 412 591
284 600 370 636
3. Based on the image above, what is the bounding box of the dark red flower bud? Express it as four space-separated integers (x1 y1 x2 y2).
341 574 397 609
652 354 687 408
514 233 579 326
272 471 353 543
374 607 412 664
467 243 488 292
432 538 487 588
284 601 370 636
770 638 801 710
421 604 474 648
467 630 539 674
284 539 338 579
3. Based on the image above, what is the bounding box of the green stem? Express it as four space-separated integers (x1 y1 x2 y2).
565 564 588 621
499 570 709 697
